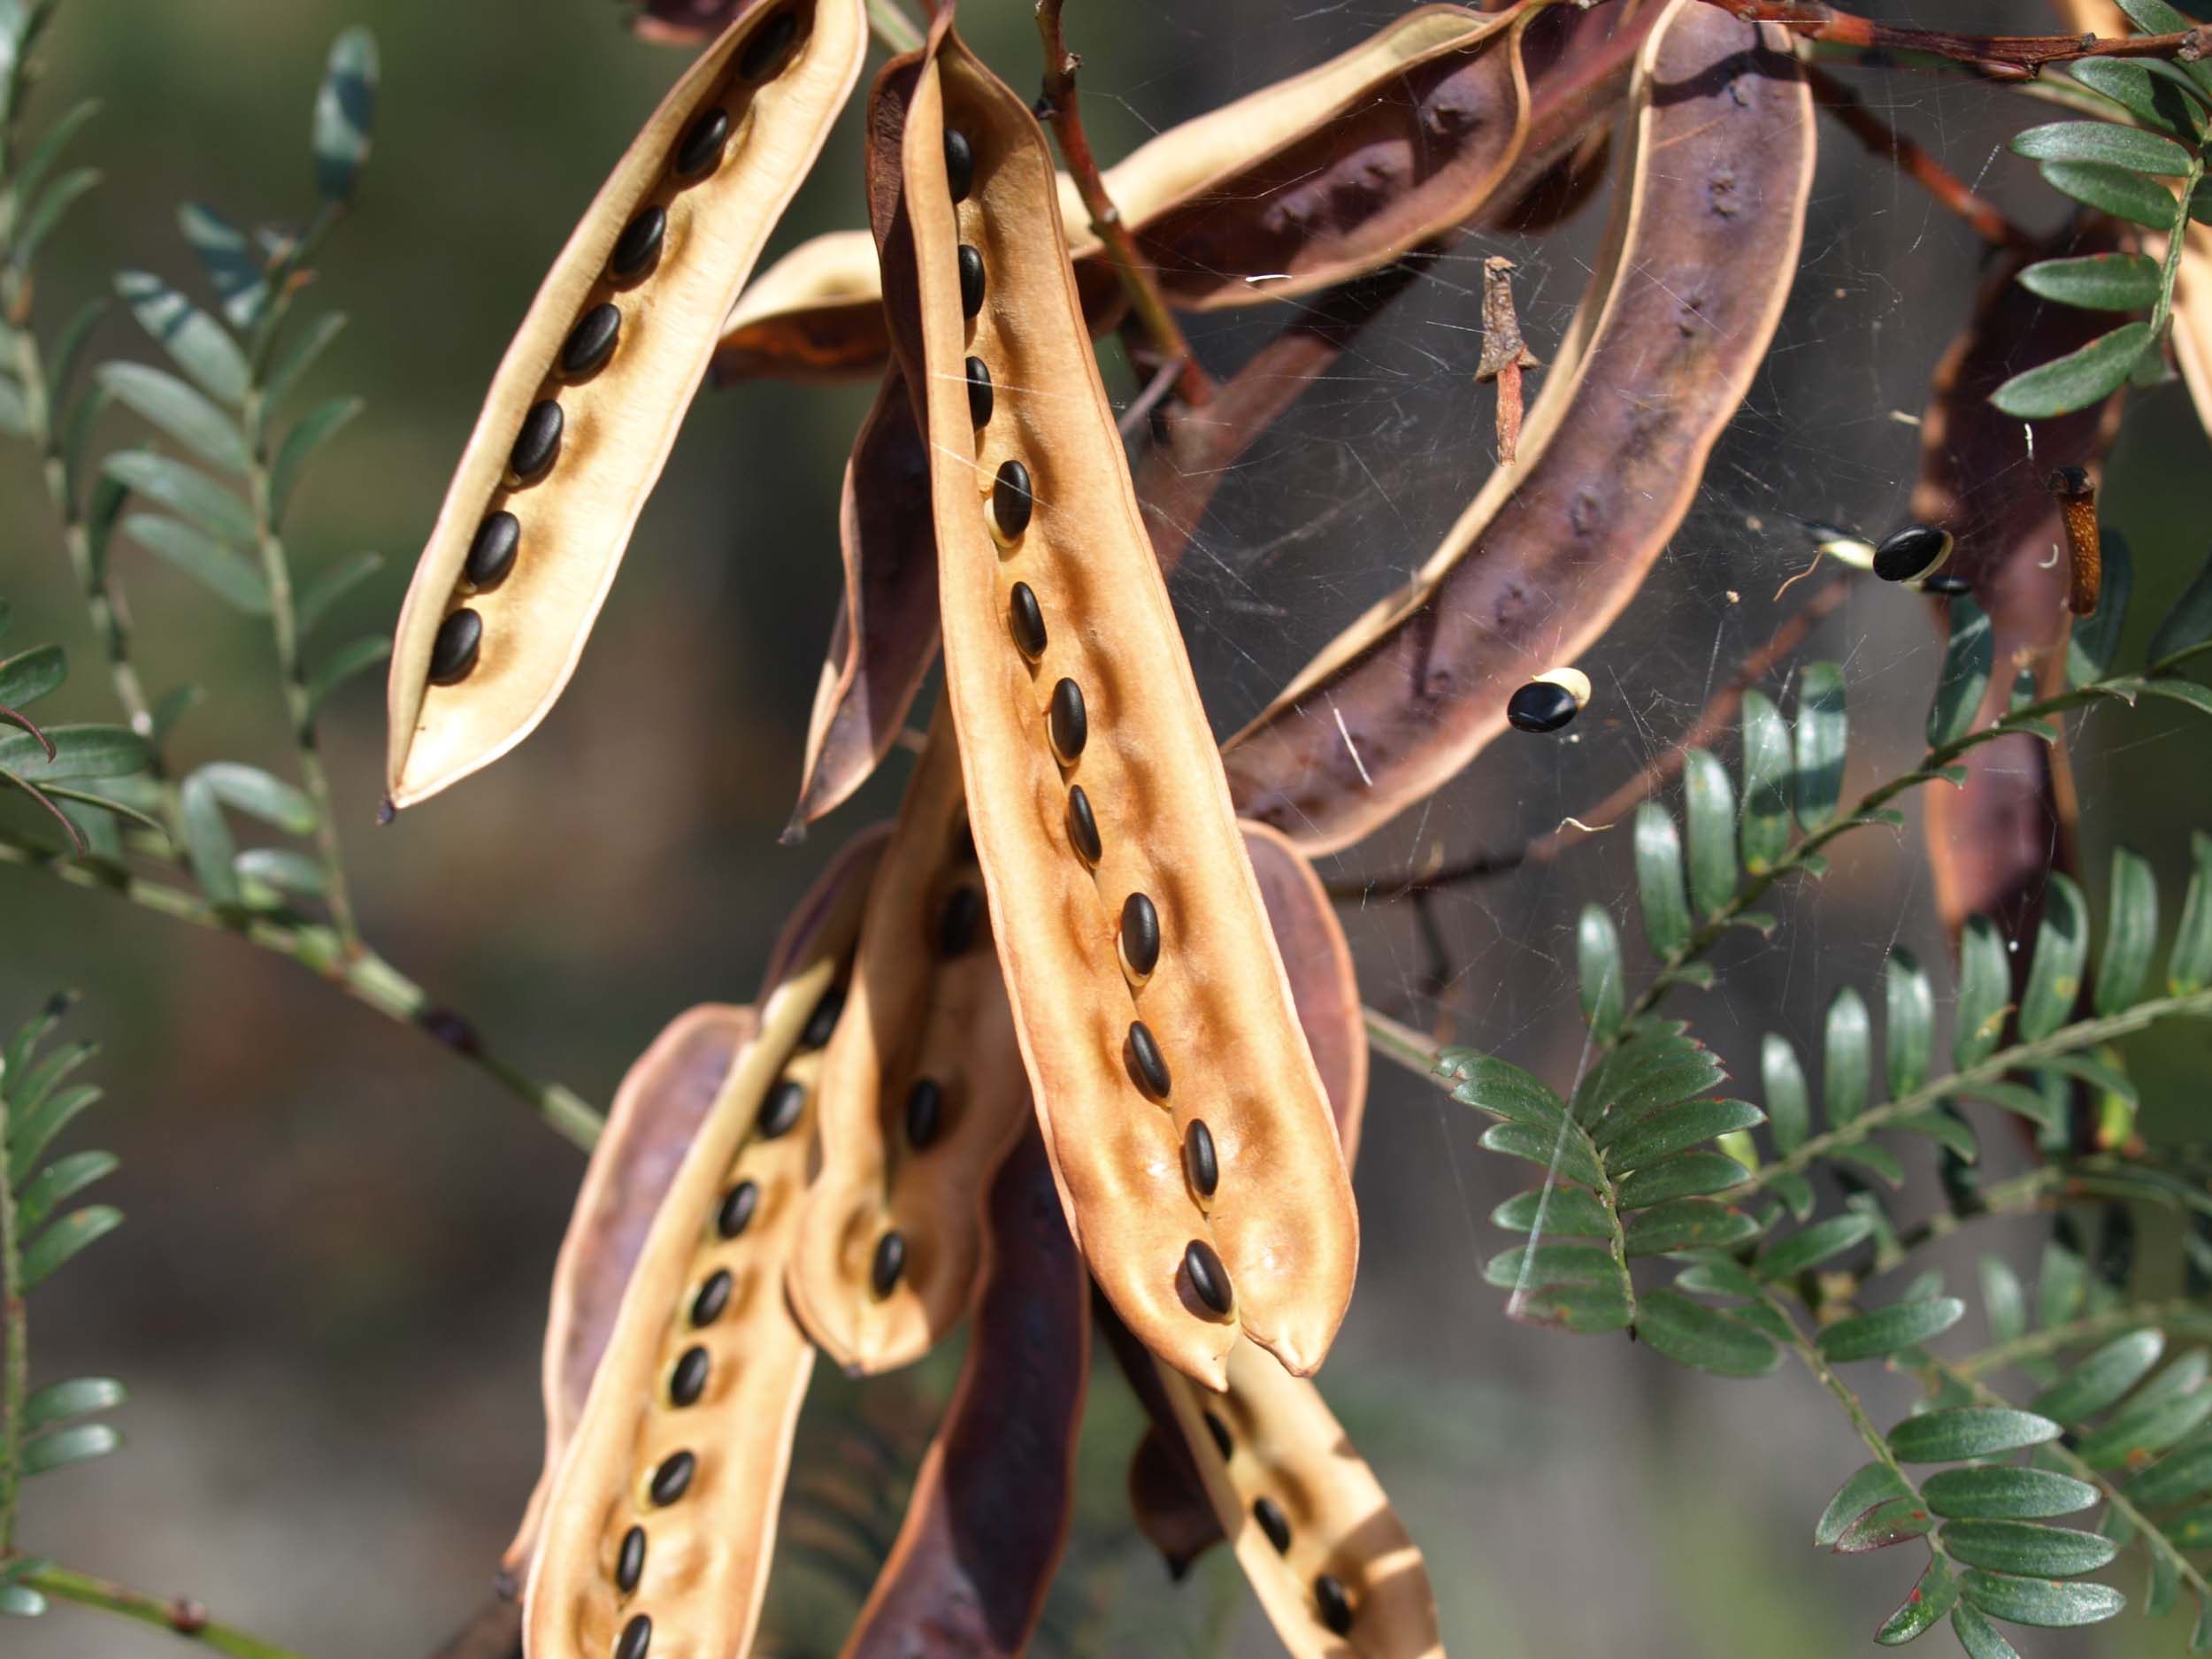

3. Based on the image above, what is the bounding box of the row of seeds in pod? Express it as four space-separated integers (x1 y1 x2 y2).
423 11 805 693
608 964 838 1659
1198 1406 1358 1637
944 119 1233 1325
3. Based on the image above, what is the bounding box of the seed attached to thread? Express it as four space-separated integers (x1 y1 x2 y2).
1119 892 1161 981
1314 1573 1355 1634
739 7 798 79
615 1525 646 1594
510 400 564 483
871 1230 907 1297
670 1345 710 1407
1183 1118 1217 1198
464 512 520 591
649 1450 695 1506
609 207 666 282
993 458 1034 541
1048 678 1087 764
675 108 732 179
615 1612 652 1659
1128 1020 1171 1099
800 985 845 1049
1252 1494 1291 1553
429 610 483 686
965 356 994 426
944 127 974 202
904 1078 942 1149
691 1269 733 1326
1872 522 1954 583
560 303 622 379
717 1179 759 1239
1506 666 1590 734
1066 785 1102 864
958 244 986 317
1009 581 1047 658
1202 1409 1233 1458
937 886 984 956
757 1079 806 1139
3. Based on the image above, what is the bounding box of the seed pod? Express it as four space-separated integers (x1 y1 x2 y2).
1223 0 1814 853
522 826 882 1659
873 26 1357 1386
385 0 866 810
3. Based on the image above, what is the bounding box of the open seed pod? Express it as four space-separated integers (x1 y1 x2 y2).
871 18 1357 1388
1221 0 1814 854
522 825 883 1659
385 0 865 811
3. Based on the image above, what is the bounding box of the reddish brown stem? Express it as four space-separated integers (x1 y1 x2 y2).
1706 1 2211 80
1804 64 2034 251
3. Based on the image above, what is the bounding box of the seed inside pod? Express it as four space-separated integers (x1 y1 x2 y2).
904 1078 943 1149
717 1179 759 1239
1127 1020 1171 1100
1182 1118 1217 1198
608 206 666 283
690 1268 733 1326
957 244 986 317
1506 666 1591 735
871 1230 908 1297
1252 1494 1292 1554
463 511 520 591
648 1449 695 1506
1185 1238 1232 1316
429 609 483 686
669 1345 710 1407
1202 1409 1233 1458
757 1079 806 1139
509 400 564 483
943 127 974 202
992 458 1034 541
1048 678 1087 764
1872 522 1954 583
739 7 799 80
675 107 732 179
799 985 845 1049
1118 891 1161 981
965 355 993 426
1008 580 1047 659
1314 1573 1355 1634
560 303 622 379
1065 785 1102 864
616 1612 652 1659
614 1525 646 1594
1921 572 1973 596
937 885 984 956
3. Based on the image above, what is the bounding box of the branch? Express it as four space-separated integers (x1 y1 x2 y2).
16 1563 322 1659
1705 2 2212 81
1952 1296 2212 1382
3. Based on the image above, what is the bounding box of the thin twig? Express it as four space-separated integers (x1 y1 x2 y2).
1803 63 2034 251
1706 2 2212 81
1952 1296 2212 1381
18 1563 322 1659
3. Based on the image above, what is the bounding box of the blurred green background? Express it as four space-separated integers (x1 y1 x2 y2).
4 1 2211 1655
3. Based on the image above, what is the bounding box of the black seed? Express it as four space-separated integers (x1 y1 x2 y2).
510 400 564 482
429 609 483 686
994 458 1034 539
758 1079 806 1139
871 1230 907 1297
560 303 621 379
952 822 976 865
1922 572 1973 596
691 1269 733 1326
1872 522 1954 582
1009 581 1047 659
965 356 994 426
1066 786 1102 864
1252 1494 1291 1553
610 207 666 282
1202 1409 1233 1459
938 885 984 956
669 1344 710 1406
615 1525 646 1594
1129 1020 1170 1100
1048 678 1087 764
717 1179 759 1239
958 244 986 317
739 8 798 79
1120 892 1161 979
615 1612 652 1659
800 985 845 1049
1314 1573 1355 1634
465 511 520 591
1506 680 1578 734
904 1078 943 1149
1183 1118 1217 1198
944 127 974 201
675 108 731 179
649 1450 695 1505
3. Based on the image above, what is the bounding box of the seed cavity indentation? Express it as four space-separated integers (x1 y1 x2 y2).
649 1449 695 1506
1048 678 1087 764
560 303 622 379
510 400 564 483
429 610 483 686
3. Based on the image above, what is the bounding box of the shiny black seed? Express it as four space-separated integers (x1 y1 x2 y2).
1066 786 1102 864
716 1179 759 1239
616 1612 652 1659
1314 1573 1355 1634
905 1078 943 1149
1009 581 1047 659
615 1525 647 1594
429 609 483 686
465 511 521 591
1186 1238 1232 1316
944 127 974 201
1202 1409 1233 1459
561 303 622 378
1120 892 1160 979
1252 1494 1291 1553
1128 1021 1169 1099
958 244 986 317
691 1269 733 1326
739 8 798 79
1922 572 1973 596
511 400 564 482
1048 678 1087 763
675 108 731 178
1872 522 1954 582
758 1079 806 1139
938 885 984 956
610 207 667 282
871 1230 907 1297
994 458 1034 539
649 1450 695 1505
1183 1119 1217 1198
670 1344 710 1407
1505 680 1578 734
965 356 994 426
800 985 845 1049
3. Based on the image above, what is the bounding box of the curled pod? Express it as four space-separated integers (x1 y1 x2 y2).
523 826 883 1659
787 707 1031 1373
1222 0 1814 854
385 0 866 811
875 22 1356 1386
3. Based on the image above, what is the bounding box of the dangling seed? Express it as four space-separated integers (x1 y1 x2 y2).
614 1525 646 1594
429 610 483 686
465 512 520 592
757 1079 806 1139
608 207 666 282
1252 1494 1291 1553
957 244 986 317
560 303 622 379
965 356 993 426
690 1268 733 1326
1009 581 1047 658
716 1179 759 1239
510 400 564 483
615 1612 652 1659
1119 891 1161 980
800 984 845 1049
1506 666 1590 735
1065 785 1102 864
739 7 798 79
1202 1409 1233 1459
1048 678 1087 764
944 127 975 202
904 1078 943 1148
1128 1020 1171 1099
1183 1118 1217 1198
993 458 1034 540
675 108 732 179
649 1449 695 1505
670 1345 710 1407
937 885 984 956
1314 1573 1355 1634
871 1230 907 1297
1872 522 1954 583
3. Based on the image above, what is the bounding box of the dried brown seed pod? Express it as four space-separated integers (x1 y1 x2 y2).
385 0 866 811
1222 0 1815 853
